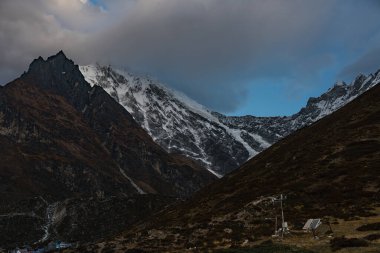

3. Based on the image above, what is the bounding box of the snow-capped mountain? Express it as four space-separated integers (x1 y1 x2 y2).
218 72 380 142
80 64 379 175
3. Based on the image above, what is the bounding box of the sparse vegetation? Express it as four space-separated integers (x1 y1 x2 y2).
330 236 369 251
124 249 147 253
356 222 380 231
216 243 315 253
363 233 380 241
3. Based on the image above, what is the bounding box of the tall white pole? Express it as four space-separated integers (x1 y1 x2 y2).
275 215 278 236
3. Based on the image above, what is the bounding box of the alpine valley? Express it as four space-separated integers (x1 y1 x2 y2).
84 70 380 253
0 52 379 253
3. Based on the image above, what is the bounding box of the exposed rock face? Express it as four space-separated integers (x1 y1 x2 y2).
20 51 215 197
0 51 215 248
80 64 379 175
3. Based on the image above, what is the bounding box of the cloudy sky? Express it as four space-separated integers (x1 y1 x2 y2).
1 0 380 116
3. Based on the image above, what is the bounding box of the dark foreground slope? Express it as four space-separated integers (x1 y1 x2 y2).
91 84 379 252
0 52 215 248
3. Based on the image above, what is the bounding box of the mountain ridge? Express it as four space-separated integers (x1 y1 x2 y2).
80 64 380 175
0 51 215 248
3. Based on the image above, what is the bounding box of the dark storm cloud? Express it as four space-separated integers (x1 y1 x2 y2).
339 47 380 80
0 0 380 112
85 0 337 110
0 0 98 82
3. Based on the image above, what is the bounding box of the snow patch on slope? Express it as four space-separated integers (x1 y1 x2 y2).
118 167 146 194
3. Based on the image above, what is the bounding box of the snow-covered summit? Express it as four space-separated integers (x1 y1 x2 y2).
80 64 269 175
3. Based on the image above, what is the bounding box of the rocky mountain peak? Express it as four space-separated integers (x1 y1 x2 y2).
333 80 347 87
353 73 367 82
22 50 87 92
20 51 93 110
